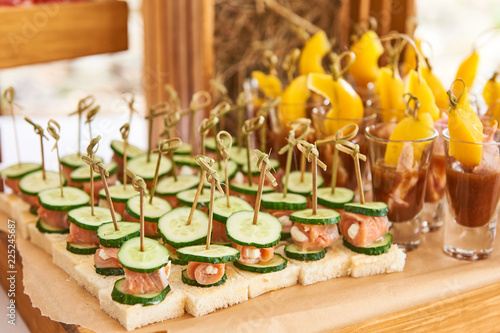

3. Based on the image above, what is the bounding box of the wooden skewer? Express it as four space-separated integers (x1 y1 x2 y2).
161 111 182 182
4 87 21 165
120 124 130 190
206 183 215 250
126 168 148 252
85 106 100 142
145 103 169 163
47 119 64 198
140 189 145 252
251 150 278 225
68 95 95 156
242 116 265 187
187 169 206 226
217 131 232 208
25 117 48 180
336 141 367 205
99 168 119 231
150 138 182 204
86 136 101 216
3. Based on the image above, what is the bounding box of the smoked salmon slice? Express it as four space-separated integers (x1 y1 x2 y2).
67 223 100 245
186 262 225 285
232 243 275 264
94 246 121 268
122 264 170 294
37 207 70 229
339 212 389 247
291 223 339 251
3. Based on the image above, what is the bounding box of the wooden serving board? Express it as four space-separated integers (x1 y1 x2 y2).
1 213 500 332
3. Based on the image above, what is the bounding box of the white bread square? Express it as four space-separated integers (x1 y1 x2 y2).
73 260 122 298
98 269 186 331
52 241 94 279
6 194 30 218
282 242 351 286
27 224 67 255
17 211 38 239
175 265 249 317
347 244 406 278
230 262 299 298
0 192 10 211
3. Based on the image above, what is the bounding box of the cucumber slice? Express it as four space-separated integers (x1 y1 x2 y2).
112 278 171 305
173 155 197 167
317 187 355 209
95 266 124 276
66 242 100 255
181 269 227 288
156 175 200 196
230 182 275 196
284 243 325 261
226 211 282 248
97 222 141 248
203 160 238 187
70 162 118 183
344 202 389 217
286 171 324 196
176 188 223 208
125 196 172 222
229 147 249 166
68 206 122 231
261 192 307 210
281 232 291 240
110 140 144 159
98 184 139 203
212 196 253 224
290 208 340 225
204 136 233 152
30 206 38 215
343 233 392 255
157 207 209 248
169 252 188 265
1 163 41 179
177 244 239 264
240 158 280 175
117 237 169 273
19 170 65 195
61 154 103 170
233 253 287 273
38 187 90 212
173 143 192 155
36 218 69 234
127 154 172 181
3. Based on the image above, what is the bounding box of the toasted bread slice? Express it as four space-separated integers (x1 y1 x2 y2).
17 211 38 239
73 260 122 298
346 244 406 278
175 265 249 317
52 241 94 279
230 262 299 298
27 224 67 256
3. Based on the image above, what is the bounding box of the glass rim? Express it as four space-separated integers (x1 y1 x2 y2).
278 100 329 107
365 122 439 143
366 99 449 113
311 108 376 122
442 128 500 146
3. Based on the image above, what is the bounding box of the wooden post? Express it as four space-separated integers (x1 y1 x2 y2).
143 0 214 146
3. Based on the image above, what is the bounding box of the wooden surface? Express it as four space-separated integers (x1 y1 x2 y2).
0 0 128 69
1 229 500 333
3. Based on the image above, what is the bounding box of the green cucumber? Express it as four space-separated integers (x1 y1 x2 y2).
240 158 280 175
226 211 282 248
261 192 307 210
68 206 122 231
19 170 66 195
290 208 340 225
112 278 170 305
233 253 287 273
66 242 100 255
169 252 188 265
284 243 325 261
281 232 291 240
98 184 139 203
343 233 392 256
95 266 124 276
203 160 238 187
229 147 249 166
70 162 118 183
181 269 227 288
110 140 144 159
173 143 192 155
173 155 197 167
157 207 209 248
156 175 200 196
286 171 324 196
177 244 239 264
36 218 69 234
176 188 223 208
117 237 169 273
38 187 90 212
212 196 253 224
97 222 141 248
317 187 355 209
1 163 41 179
30 206 38 215
344 202 389 217
61 154 103 170
127 154 172 181
125 196 172 222
230 182 275 196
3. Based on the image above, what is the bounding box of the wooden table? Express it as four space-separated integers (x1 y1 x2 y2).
1 229 500 333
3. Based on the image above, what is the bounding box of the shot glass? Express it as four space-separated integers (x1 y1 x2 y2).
365 98 406 124
442 127 500 260
365 123 438 251
422 120 448 232
312 107 376 194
